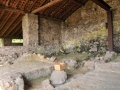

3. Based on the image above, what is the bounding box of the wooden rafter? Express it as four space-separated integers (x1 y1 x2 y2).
0 13 20 36
32 0 47 11
54 0 70 18
28 0 38 12
59 1 79 19
15 28 22 36
63 5 80 20
5 14 23 36
0 12 13 31
0 10 5 19
12 0 21 9
11 22 22 36
5 0 10 7
31 0 63 13
72 0 83 6
0 4 27 13
91 0 111 11
50 0 67 16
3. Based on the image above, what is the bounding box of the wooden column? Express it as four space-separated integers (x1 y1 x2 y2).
107 10 114 51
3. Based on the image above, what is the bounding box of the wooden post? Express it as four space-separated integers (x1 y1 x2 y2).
107 10 114 51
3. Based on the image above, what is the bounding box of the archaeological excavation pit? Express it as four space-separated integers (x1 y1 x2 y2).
0 0 120 90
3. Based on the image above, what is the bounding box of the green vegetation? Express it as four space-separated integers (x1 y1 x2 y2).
0 39 2 47
55 52 91 62
12 39 23 43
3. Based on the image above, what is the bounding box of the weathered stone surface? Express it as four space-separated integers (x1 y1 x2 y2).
83 61 95 70
62 59 78 70
0 72 24 90
104 51 117 62
54 62 120 90
40 79 54 90
49 56 57 62
50 70 67 87
22 14 38 47
89 45 97 52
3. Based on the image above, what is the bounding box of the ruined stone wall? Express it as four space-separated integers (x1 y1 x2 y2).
0 46 27 62
38 17 62 53
61 0 107 52
0 0 120 61
37 0 120 53
60 0 120 52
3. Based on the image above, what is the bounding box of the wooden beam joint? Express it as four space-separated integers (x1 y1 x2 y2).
31 0 63 14
91 0 111 11
0 4 28 14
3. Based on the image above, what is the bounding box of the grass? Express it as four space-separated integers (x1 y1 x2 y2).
55 52 91 62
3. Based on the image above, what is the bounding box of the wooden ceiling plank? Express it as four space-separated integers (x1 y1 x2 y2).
6 0 10 7
54 0 70 18
50 0 67 16
22 0 29 10
31 0 46 11
63 5 80 20
1 13 20 36
0 5 27 13
15 28 22 36
31 0 63 13
59 2 75 19
5 14 23 36
28 0 38 12
91 0 111 11
14 0 21 8
72 0 83 6
11 22 22 36
0 10 5 19
0 12 13 31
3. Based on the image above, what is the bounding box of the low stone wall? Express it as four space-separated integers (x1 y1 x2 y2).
0 46 34 63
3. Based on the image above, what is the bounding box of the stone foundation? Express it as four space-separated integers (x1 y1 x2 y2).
0 0 120 61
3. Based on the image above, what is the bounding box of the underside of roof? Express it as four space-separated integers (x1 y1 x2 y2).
0 0 88 38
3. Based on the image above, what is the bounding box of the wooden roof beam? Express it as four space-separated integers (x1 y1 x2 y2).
0 4 28 13
72 0 84 6
5 14 24 36
11 22 22 36
0 13 20 36
6 0 10 7
0 12 13 31
31 0 63 13
91 0 111 11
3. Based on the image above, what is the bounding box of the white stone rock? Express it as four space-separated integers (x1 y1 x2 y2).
50 70 67 87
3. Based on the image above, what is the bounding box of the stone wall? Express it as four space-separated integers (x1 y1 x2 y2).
37 0 120 53
109 0 120 52
0 0 120 61
38 17 62 53
22 14 38 47
61 0 107 52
